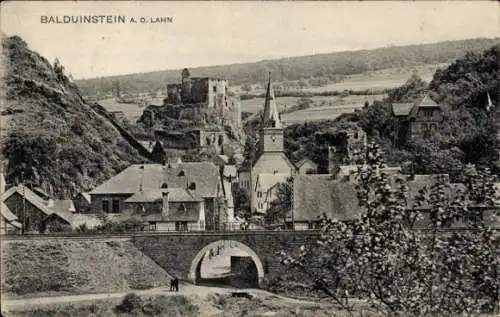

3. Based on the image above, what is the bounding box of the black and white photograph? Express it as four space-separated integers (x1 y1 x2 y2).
0 1 499 316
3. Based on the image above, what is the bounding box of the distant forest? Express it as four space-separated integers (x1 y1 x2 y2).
75 38 500 98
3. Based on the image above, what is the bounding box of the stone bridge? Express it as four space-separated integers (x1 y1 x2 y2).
132 230 320 287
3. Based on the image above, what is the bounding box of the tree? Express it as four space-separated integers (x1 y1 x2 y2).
266 176 294 225
151 141 166 163
233 187 250 218
280 142 499 316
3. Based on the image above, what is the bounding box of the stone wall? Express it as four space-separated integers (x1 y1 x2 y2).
131 231 320 285
230 256 258 288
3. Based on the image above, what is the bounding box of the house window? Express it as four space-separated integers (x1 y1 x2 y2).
423 109 433 117
149 222 157 231
102 199 110 213
308 221 320 229
112 199 120 213
189 182 196 190
161 182 168 189
178 171 185 177
213 86 217 93
175 221 188 231
257 191 262 198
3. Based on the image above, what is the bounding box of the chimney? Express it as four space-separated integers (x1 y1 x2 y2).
47 198 54 208
162 191 169 218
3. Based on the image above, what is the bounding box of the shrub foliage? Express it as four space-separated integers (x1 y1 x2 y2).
281 142 499 316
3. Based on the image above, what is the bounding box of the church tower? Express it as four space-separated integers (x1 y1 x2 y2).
259 73 284 154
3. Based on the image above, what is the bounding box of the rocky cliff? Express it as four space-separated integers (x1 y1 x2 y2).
0 35 145 198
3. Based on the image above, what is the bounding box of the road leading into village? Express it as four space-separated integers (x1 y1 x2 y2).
1 284 323 310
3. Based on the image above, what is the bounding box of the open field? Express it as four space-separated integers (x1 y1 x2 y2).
96 98 146 122
242 94 385 124
243 63 444 95
97 64 442 125
0 239 172 299
282 105 361 125
296 63 442 92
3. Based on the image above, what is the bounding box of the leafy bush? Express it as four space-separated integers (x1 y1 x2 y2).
95 217 145 233
281 142 500 316
142 295 199 317
115 293 144 313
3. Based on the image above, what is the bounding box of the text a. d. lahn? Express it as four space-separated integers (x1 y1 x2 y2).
40 15 173 24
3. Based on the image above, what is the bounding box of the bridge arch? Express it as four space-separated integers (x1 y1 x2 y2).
188 240 265 286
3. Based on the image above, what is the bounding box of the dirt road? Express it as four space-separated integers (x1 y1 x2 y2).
2 284 322 310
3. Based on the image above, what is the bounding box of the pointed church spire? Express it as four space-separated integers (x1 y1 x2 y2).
262 72 281 128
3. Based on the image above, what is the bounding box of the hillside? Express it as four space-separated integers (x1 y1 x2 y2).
0 35 145 198
1 239 172 298
358 44 500 177
75 38 500 98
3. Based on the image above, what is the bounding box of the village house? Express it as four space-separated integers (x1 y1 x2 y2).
0 173 21 233
1 184 72 233
295 158 318 174
89 160 229 231
292 172 499 230
254 173 290 214
391 94 444 148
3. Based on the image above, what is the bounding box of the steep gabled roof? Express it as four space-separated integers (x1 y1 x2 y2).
296 158 318 170
2 185 54 217
1 201 18 222
392 95 441 118
1 186 71 224
293 175 361 222
80 192 91 204
294 173 474 223
90 163 220 198
253 152 296 172
392 103 414 116
419 94 440 108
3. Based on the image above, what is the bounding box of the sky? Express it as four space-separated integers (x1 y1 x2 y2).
2 1 499 79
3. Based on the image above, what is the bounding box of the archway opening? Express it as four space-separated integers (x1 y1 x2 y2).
189 240 264 288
